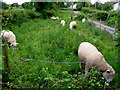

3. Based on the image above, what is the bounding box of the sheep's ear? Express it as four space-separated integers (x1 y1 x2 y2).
106 70 110 73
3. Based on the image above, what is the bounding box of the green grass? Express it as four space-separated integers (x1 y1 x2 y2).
2 10 118 88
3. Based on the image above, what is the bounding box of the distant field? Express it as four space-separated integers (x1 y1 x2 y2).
2 10 118 88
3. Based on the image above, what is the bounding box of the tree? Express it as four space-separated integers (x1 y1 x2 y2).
57 2 67 8
93 2 113 11
22 2 34 9
76 2 85 11
11 3 19 8
1 2 9 9
101 2 113 11
34 2 57 18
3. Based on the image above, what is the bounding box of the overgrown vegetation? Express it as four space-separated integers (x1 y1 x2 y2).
1 1 119 89
1 9 119 89
2 8 41 29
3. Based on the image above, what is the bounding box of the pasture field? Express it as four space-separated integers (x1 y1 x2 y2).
3 10 119 89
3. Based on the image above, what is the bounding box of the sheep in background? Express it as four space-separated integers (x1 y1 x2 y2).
1 30 18 49
60 20 65 27
51 16 59 21
82 18 86 23
69 21 77 30
78 42 115 82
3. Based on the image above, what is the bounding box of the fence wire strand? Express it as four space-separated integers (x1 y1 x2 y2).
19 58 81 64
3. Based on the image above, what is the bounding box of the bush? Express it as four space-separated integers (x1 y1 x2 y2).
2 8 41 29
82 7 109 21
95 10 108 21
35 2 57 19
81 7 92 14
42 9 56 19
107 16 118 27
76 2 85 11
76 12 87 20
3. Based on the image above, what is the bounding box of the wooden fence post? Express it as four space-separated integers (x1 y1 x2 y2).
2 42 10 87
71 1 73 20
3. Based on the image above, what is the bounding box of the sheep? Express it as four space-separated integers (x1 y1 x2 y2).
1 30 18 49
69 21 77 30
82 18 86 23
60 20 65 27
51 16 59 21
78 42 115 82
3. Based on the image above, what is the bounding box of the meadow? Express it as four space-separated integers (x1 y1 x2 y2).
3 10 119 89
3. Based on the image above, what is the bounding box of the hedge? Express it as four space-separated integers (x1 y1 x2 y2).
82 7 118 22
2 8 41 29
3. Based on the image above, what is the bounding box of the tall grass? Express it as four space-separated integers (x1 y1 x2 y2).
4 10 118 88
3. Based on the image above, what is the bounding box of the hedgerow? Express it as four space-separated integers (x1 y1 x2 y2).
2 8 41 29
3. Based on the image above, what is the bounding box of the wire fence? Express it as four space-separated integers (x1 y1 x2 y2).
19 58 81 64
18 58 119 64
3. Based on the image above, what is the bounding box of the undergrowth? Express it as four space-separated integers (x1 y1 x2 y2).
2 10 118 89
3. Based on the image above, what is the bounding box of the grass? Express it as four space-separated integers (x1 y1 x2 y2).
2 10 118 88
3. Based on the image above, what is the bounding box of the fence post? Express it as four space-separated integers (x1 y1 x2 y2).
2 42 10 87
71 1 73 20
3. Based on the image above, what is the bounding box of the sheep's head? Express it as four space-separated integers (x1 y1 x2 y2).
11 43 19 50
102 67 115 83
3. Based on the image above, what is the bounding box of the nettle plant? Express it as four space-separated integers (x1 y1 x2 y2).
84 67 107 89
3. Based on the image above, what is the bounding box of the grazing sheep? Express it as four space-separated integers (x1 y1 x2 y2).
60 20 65 27
82 18 86 23
51 16 59 21
69 21 77 29
1 30 18 49
78 42 115 82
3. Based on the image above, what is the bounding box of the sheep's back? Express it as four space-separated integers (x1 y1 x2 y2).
78 42 103 66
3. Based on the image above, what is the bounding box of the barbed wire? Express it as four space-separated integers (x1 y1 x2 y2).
19 58 119 64
6 57 120 76
19 58 81 64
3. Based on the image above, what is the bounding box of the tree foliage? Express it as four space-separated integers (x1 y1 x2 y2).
1 2 9 9
11 3 19 8
93 2 113 11
21 2 34 9
76 2 85 11
34 2 57 18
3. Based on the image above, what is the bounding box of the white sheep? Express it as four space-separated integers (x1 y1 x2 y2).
1 30 18 49
60 20 65 27
51 16 59 21
69 21 77 30
82 18 86 23
78 42 115 82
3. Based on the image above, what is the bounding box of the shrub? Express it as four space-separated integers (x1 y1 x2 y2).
107 16 118 27
2 8 41 29
81 7 109 21
35 2 57 19
42 9 56 19
76 2 85 11
81 7 93 14
95 10 108 21
76 12 87 20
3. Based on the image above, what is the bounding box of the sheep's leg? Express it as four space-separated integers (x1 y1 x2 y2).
79 62 82 69
85 65 89 77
